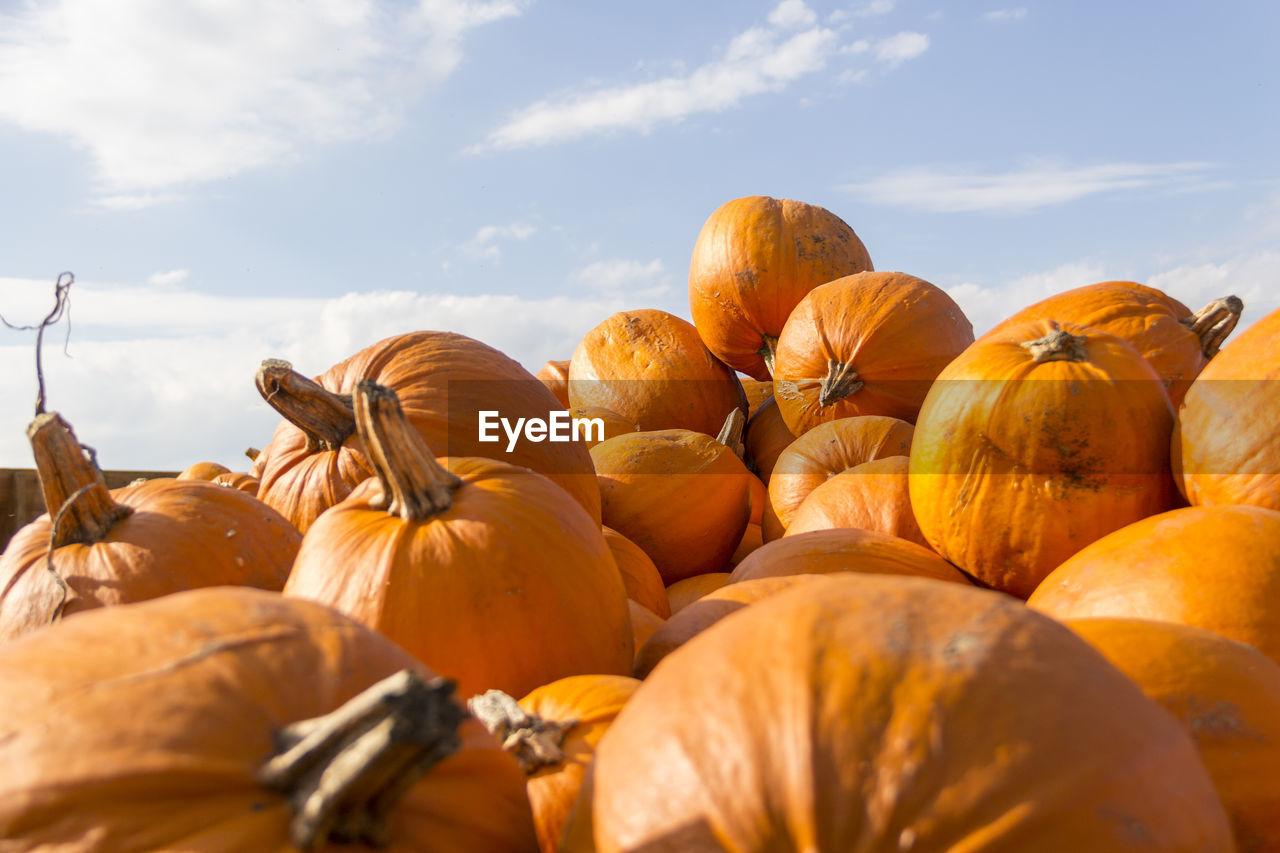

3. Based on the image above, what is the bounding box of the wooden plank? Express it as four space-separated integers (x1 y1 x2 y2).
0 469 178 552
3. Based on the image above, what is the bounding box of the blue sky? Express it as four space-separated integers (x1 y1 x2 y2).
1 0 1277 469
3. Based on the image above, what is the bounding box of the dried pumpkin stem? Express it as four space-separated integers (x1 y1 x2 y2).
1181 295 1244 358
27 412 131 549
257 669 466 851
819 359 863 407
758 335 780 378
255 359 356 453
716 408 746 457
353 380 461 521
468 689 577 774
1020 329 1087 364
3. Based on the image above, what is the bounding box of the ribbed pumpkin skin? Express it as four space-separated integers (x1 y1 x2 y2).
743 396 796 484
592 430 751 584
909 320 1178 599
284 456 633 700
729 527 970 586
1028 505 1280 666
982 281 1212 407
0 478 299 641
518 675 641 853
688 195 873 381
664 571 733 614
579 574 1235 851
568 309 747 437
0 587 538 852
602 526 671 618
1067 617 1280 852
535 359 571 408
785 455 928 547
765 415 914 540
1177 305 1280 511
772 271 974 434
256 331 601 532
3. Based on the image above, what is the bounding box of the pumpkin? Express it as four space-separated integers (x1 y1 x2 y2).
177 460 231 480
572 573 1234 850
627 599 666 655
211 470 262 495
688 195 873 380
1175 304 1280 511
591 418 752 584
728 527 970 586
0 586 538 851
739 378 774 418
1067 617 1280 851
283 381 632 700
535 358 571 408
568 308 747 437
909 320 1178 598
772 270 974 434
253 330 600 533
1028 505 1280 666
785 455 929 547
664 572 732 614
0 413 299 641
568 405 639 447
764 415 914 541
469 675 641 853
743 395 796 483
982 281 1243 408
602 526 670 618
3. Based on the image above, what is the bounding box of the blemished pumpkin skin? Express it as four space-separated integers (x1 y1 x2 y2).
981 281 1243 408
535 358 572 408
739 379 774 419
591 429 752 584
567 308 748 438
1176 304 1280 512
785 455 930 548
469 675 642 853
254 330 600 534
1028 505 1280 666
664 572 732 614
634 574 827 678
909 320 1179 599
574 573 1235 852
743 395 796 484
764 415 914 541
0 413 299 642
1067 617 1280 852
0 586 539 853
728 527 971 586
284 382 633 701
603 526 671 618
772 271 974 435
688 195 874 381
568 405 639 448
210 470 262 495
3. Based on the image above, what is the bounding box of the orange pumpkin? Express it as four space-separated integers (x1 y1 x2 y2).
567 405 638 447
469 675 641 853
177 460 231 480
283 382 632 700
0 586 538 852
785 455 929 547
1176 304 1280 511
1067 617 1280 851
210 470 262 495
772 271 974 434
739 378 774 418
688 195 873 380
602 526 670 618
253 330 600 533
910 320 1178 598
574 573 1234 850
765 415 914 540
728 527 970 586
1028 505 1280 665
0 413 299 641
535 358 571 408
664 572 732 614
983 281 1242 407
743 395 796 483
627 599 666 654
568 309 746 437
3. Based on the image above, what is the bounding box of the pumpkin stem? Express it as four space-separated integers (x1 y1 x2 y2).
257 669 466 850
758 335 780 378
715 409 746 457
245 446 261 462
468 689 577 775
1181 295 1243 358
1020 329 1088 364
255 359 356 453
819 359 863 407
27 412 132 549
353 380 461 521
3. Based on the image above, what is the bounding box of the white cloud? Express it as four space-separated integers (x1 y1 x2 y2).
472 1 846 152
841 161 1220 213
574 258 672 298
830 0 896 21
147 269 189 287
460 222 538 259
873 31 930 67
0 0 526 205
983 8 1029 21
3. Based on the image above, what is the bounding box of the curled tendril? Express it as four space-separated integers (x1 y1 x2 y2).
0 271 75 416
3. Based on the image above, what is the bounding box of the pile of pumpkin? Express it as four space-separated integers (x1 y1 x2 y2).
1 195 1278 852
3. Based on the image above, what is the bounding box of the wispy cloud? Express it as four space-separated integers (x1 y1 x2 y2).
0 0 527 207
574 258 672 298
841 161 1220 213
460 222 538 259
471 1 927 153
147 269 189 287
983 8 1028 21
